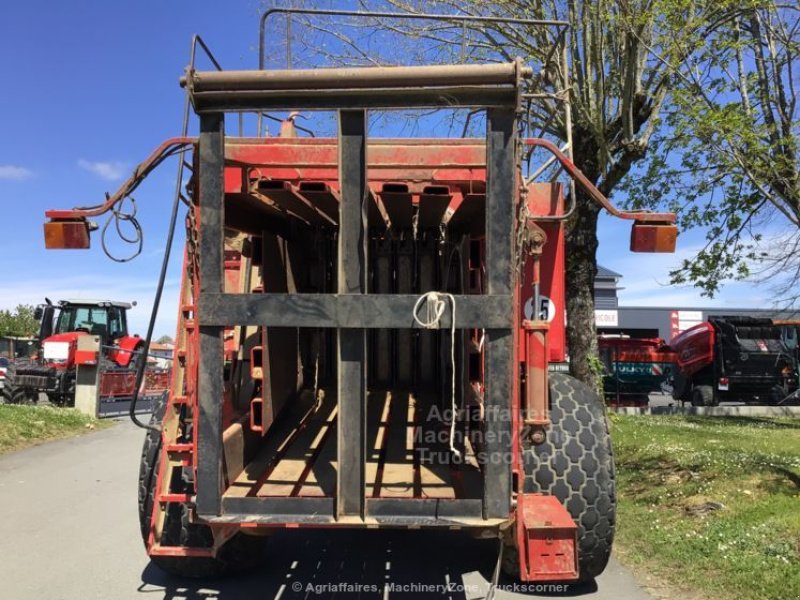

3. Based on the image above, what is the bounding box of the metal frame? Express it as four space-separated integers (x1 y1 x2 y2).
196 112 226 516
336 109 368 518
192 63 524 523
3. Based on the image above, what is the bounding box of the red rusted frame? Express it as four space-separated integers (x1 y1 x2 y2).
45 137 196 220
524 138 675 223
43 136 674 231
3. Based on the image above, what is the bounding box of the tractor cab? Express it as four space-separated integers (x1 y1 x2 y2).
48 301 129 342
35 300 140 369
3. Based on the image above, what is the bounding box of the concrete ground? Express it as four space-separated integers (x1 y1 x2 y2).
0 421 653 600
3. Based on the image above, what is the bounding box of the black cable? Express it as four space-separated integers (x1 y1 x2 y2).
101 196 144 263
128 175 183 432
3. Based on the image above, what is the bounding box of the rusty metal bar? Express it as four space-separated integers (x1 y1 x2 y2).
336 109 368 519
483 107 515 519
196 113 226 517
45 137 196 220
523 138 676 223
186 63 532 92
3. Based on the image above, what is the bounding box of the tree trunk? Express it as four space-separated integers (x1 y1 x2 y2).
565 190 601 391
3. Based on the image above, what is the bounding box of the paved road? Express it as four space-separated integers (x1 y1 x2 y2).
0 422 653 600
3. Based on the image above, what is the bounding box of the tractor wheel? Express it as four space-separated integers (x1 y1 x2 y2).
504 373 615 583
3 365 38 405
691 384 716 407
138 393 266 578
3 362 39 404
2 364 19 403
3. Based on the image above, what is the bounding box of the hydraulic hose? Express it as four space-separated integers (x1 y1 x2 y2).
128 177 182 433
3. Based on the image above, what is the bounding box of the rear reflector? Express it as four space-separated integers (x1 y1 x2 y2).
630 222 677 253
44 219 90 249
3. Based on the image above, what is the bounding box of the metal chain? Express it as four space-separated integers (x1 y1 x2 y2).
185 205 200 280
514 110 533 275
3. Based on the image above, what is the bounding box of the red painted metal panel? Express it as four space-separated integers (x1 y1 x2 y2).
516 493 578 582
670 322 715 376
74 349 98 366
524 183 566 362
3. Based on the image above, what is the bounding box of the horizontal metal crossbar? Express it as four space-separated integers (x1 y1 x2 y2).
198 294 513 329
188 87 520 111
198 293 512 328
184 61 531 111
202 497 493 526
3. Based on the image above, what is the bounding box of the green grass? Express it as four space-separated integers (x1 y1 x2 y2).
0 404 109 454
611 414 800 600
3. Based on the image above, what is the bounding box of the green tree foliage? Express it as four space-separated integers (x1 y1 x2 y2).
0 305 39 337
624 1 799 301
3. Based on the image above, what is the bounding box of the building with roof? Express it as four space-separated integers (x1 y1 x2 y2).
593 267 796 342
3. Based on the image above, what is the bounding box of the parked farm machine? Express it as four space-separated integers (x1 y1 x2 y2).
40 10 677 585
2 299 169 406
671 316 799 406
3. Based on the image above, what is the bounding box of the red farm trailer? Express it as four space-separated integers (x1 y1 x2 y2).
598 336 677 406
40 10 677 586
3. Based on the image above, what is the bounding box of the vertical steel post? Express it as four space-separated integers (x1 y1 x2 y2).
483 107 515 518
196 112 226 516
336 109 368 518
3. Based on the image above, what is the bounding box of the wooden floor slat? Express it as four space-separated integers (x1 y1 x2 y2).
376 392 415 498
257 399 336 497
226 391 317 497
227 389 483 501
416 398 457 499
365 391 392 498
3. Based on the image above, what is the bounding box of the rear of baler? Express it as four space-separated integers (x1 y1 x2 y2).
42 16 678 584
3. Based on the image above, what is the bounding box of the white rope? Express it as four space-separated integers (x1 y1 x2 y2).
412 291 461 459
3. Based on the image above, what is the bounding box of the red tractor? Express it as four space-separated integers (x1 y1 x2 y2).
3 299 143 405
39 9 678 587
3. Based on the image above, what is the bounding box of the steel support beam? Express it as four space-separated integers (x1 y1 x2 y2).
336 109 368 518
483 108 516 519
196 112 226 517
199 293 512 329
185 63 532 112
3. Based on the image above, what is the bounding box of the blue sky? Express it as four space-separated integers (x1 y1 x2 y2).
0 1 776 337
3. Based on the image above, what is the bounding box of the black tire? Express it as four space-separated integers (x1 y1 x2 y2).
508 373 616 582
3 364 38 404
138 393 266 577
691 384 716 407
2 363 19 403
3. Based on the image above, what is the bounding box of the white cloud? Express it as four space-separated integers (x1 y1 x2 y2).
0 165 33 180
0 274 180 339
78 159 127 181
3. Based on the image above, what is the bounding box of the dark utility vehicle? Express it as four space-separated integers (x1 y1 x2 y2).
671 316 799 406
